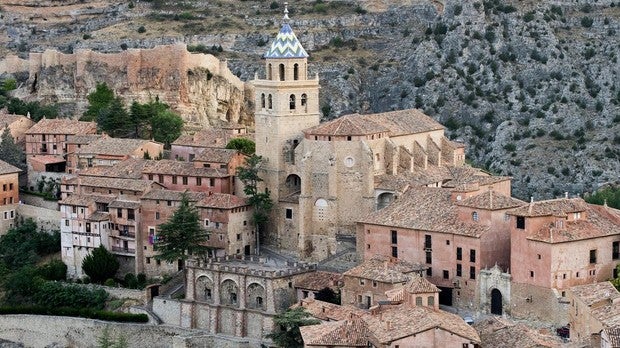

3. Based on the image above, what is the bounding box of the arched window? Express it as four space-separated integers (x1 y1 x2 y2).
289 94 296 110
261 93 265 109
268 64 273 80
268 94 273 109
279 64 285 81
472 211 479 222
301 93 307 106
314 199 328 222
294 63 299 80
416 296 423 306
427 296 435 306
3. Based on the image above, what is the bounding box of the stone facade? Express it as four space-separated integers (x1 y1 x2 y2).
0 161 21 235
153 255 315 347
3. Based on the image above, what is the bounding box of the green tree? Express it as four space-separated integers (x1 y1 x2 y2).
154 193 210 266
151 110 183 147
97 97 132 138
129 98 170 138
266 307 320 348
82 246 120 284
225 138 255 155
0 127 26 170
585 186 620 209
83 82 115 121
237 155 273 255
3 266 44 304
37 259 67 281
612 264 620 291
0 219 46 270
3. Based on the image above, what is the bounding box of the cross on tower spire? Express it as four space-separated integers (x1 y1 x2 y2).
283 2 290 22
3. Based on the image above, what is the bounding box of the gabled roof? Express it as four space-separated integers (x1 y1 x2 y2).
385 274 439 302
475 317 564 347
294 298 364 322
66 134 104 145
304 114 389 136
196 193 248 209
363 304 480 344
570 282 620 329
77 138 158 156
0 160 21 175
0 113 32 127
77 176 159 192
79 158 148 179
295 271 343 291
507 198 588 217
264 23 308 59
141 190 207 202
194 147 240 163
142 159 230 177
358 109 444 136
343 255 425 283
359 187 488 238
300 319 368 347
457 190 526 211
26 118 96 135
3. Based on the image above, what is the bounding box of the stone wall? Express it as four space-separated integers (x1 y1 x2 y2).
0 315 201 348
19 192 59 210
16 203 60 231
510 282 569 327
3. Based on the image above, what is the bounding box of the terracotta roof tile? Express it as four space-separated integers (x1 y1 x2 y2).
88 212 110 221
141 190 208 202
475 317 564 347
507 197 589 217
109 200 141 209
295 298 364 321
196 193 248 209
59 194 95 206
0 113 31 127
359 109 445 136
359 187 488 237
300 319 368 347
571 282 620 329
26 118 96 135
0 160 21 175
457 190 526 210
343 255 426 283
385 274 439 302
603 327 620 347
66 134 104 145
304 114 389 136
172 128 247 148
77 176 158 192
363 303 480 344
142 159 230 177
194 148 240 163
79 158 148 179
295 271 343 291
77 138 160 156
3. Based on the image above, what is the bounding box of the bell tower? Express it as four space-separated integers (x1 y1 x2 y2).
252 3 320 203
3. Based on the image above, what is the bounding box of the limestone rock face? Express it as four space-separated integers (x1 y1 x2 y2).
7 44 251 127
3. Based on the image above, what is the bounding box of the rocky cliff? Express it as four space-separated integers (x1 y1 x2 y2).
0 0 618 199
1 44 252 126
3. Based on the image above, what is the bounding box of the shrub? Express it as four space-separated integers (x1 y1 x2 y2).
270 1 279 9
453 4 463 16
124 273 138 289
0 306 148 323
33 282 108 309
137 26 146 33
581 17 593 28
82 246 119 284
504 143 517 152
37 259 67 281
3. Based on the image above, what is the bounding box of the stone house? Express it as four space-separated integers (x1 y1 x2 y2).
0 112 35 147
0 160 20 235
70 137 163 173
153 255 315 346
384 273 441 310
170 124 249 162
25 118 97 173
65 134 104 174
568 281 620 345
341 255 426 309
295 271 343 301
357 187 524 311
192 147 246 175
508 198 620 325
139 190 253 277
140 159 234 194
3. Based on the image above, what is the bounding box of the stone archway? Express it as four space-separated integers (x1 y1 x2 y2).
491 288 502 315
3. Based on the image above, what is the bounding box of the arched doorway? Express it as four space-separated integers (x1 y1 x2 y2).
491 288 502 315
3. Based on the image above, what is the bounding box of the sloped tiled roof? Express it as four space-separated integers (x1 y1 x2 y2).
0 160 21 175
59 194 95 207
172 128 249 148
457 190 526 211
358 109 444 136
264 23 309 58
79 158 148 179
570 282 620 328
109 200 141 209
66 134 104 145
294 298 364 322
26 118 96 135
196 193 248 209
343 255 425 283
77 176 157 192
474 317 563 347
141 190 208 202
304 114 389 136
77 138 158 156
142 159 230 177
603 327 620 348
194 148 240 163
88 212 110 221
363 304 480 344
359 187 488 238
507 198 588 217
385 274 439 302
0 113 30 127
295 271 343 291
300 319 368 347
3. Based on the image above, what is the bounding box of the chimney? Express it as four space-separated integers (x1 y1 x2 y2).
564 192 568 199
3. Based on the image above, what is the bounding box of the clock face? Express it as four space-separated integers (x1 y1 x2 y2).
344 156 355 168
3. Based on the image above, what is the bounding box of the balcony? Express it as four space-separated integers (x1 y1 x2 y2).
111 246 135 255
118 230 136 238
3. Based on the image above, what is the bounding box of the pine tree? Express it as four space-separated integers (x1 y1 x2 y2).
154 193 210 266
83 82 114 121
0 127 26 170
81 245 120 284
266 307 320 348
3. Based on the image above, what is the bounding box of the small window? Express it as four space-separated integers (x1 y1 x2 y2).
472 211 479 221
613 241 619 260
261 93 266 108
301 93 307 106
359 279 365 286
392 246 398 258
196 177 202 186
416 297 423 306
372 281 377 287
443 270 449 279
470 249 476 263
589 249 597 264
425 251 432 264
426 267 432 277
446 240 450 245
289 94 296 110
530 270 534 278
516 216 525 229
230 292 237 305
391 230 397 244
427 296 435 306
470 266 476 279
456 264 462 277
285 208 293 219
456 247 462 260
155 212 160 220
172 176 177 184
367 244 370 250
236 233 241 241
268 94 273 109
182 176 188 185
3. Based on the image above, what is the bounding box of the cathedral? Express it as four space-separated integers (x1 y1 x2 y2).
253 6 466 261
